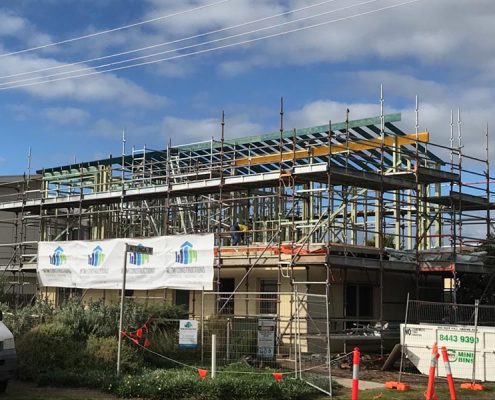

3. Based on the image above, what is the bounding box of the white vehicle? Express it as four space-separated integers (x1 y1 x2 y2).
0 311 16 393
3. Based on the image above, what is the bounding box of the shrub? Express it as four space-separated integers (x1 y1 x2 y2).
0 298 55 338
52 298 185 339
37 368 117 390
86 335 142 372
16 322 86 380
115 367 320 400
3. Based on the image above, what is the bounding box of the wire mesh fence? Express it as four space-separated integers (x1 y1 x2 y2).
407 299 495 326
122 290 333 395
295 291 332 396
201 292 297 370
401 299 495 382
199 290 332 395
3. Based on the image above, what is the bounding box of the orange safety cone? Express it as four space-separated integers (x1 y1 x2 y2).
425 343 439 400
352 347 360 400
440 346 456 400
272 372 283 382
198 369 208 379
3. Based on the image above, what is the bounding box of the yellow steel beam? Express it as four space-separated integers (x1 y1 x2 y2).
234 131 429 167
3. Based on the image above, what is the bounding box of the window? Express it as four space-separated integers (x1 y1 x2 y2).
57 287 83 306
175 290 190 316
346 284 373 320
218 278 235 314
260 279 278 315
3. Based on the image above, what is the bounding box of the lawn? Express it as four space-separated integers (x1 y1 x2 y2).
5 378 495 400
333 382 495 399
2 380 118 400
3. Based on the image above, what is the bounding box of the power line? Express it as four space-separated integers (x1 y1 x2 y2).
0 0 233 59
0 0 424 92
0 0 341 81
0 0 386 87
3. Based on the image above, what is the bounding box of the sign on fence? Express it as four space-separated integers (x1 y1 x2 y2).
37 234 214 290
401 323 495 381
179 320 198 349
257 319 276 359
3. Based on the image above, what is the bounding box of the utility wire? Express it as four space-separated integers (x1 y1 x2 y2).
0 0 391 87
0 0 341 81
0 0 233 59
0 0 424 92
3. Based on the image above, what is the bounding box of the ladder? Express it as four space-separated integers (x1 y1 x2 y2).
168 155 195 233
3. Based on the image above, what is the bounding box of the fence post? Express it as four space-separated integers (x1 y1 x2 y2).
211 334 217 379
441 346 457 400
294 286 299 379
352 347 360 400
461 299 485 390
201 287 204 364
399 292 410 383
472 299 479 384
325 283 332 397
226 318 230 362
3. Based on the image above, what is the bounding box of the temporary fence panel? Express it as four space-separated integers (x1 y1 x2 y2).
201 289 332 396
401 299 495 382
201 292 297 370
295 290 332 396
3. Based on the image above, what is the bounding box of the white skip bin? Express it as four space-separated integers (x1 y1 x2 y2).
401 323 495 381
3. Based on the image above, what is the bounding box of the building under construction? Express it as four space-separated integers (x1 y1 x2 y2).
0 108 493 344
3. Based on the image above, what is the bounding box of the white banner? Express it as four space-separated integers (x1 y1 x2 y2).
37 234 214 290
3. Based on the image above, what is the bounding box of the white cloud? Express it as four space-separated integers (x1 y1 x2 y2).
0 9 168 107
0 10 52 51
162 114 263 143
41 107 90 125
201 0 495 80
286 100 383 129
0 12 26 36
285 94 492 165
0 52 168 107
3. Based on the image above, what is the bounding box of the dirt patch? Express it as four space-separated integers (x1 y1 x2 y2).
330 354 435 389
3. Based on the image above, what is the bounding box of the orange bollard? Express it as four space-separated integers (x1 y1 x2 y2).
352 347 360 400
425 343 439 400
440 346 456 400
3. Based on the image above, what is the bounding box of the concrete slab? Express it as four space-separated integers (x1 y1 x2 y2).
333 377 383 390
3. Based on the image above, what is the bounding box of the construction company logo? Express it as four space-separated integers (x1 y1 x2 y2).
49 246 67 266
129 244 150 266
88 245 105 267
447 349 458 363
184 321 193 328
175 241 198 265
167 241 204 275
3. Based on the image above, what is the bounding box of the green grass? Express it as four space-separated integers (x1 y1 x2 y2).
6 377 495 400
333 382 495 399
3 381 118 400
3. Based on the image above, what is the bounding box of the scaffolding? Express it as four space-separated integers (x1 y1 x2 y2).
0 103 493 328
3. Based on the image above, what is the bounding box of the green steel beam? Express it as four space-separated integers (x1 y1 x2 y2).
177 113 402 152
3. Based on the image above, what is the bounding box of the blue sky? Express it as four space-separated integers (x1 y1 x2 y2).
0 0 494 175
